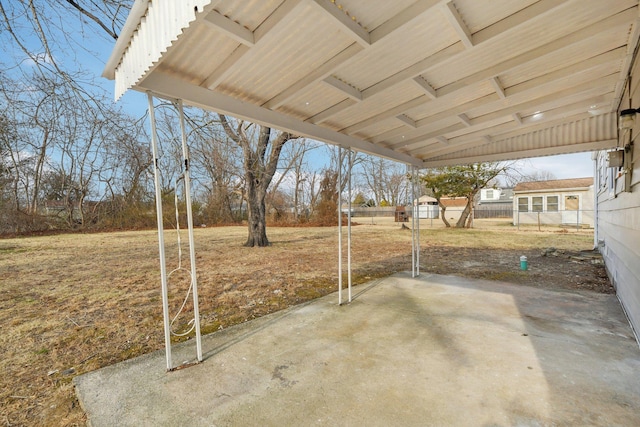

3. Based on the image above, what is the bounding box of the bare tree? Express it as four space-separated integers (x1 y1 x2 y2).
325 146 364 195
0 0 148 232
360 156 407 206
188 111 243 224
268 138 321 222
313 168 339 225
504 168 557 186
302 170 321 219
99 122 154 227
218 115 301 247
0 112 19 230
0 72 66 221
0 66 148 232
1 0 129 68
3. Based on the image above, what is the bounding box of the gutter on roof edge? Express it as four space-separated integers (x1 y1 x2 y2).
102 0 150 80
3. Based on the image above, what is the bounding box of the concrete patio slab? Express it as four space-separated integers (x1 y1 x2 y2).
74 272 640 426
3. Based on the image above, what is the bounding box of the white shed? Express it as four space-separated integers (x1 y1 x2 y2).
513 178 594 227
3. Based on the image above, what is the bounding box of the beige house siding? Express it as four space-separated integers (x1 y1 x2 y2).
595 55 640 341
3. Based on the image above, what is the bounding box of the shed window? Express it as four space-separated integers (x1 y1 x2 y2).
518 197 528 212
485 189 494 199
547 196 558 212
532 196 543 212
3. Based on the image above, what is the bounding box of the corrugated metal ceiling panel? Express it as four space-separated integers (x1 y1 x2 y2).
113 0 212 99
390 116 513 148
328 79 424 130
336 12 459 90
217 3 354 105
405 80 497 121
465 68 620 120
382 115 464 146
159 23 240 86
423 113 618 165
106 1 639 166
426 0 635 89
454 0 538 34
212 0 283 32
327 0 416 32
275 82 348 122
498 28 630 89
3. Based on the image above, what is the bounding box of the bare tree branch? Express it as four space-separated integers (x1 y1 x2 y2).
64 0 118 39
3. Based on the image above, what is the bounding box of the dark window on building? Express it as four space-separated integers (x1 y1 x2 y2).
518 197 528 212
532 196 543 212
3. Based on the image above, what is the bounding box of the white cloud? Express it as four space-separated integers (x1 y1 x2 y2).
23 52 55 67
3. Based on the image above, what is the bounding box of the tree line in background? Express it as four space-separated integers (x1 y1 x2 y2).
0 0 417 243
0 0 555 238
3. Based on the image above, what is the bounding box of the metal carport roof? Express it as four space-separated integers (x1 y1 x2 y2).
104 0 639 166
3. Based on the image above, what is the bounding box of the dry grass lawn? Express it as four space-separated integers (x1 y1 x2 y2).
0 219 608 426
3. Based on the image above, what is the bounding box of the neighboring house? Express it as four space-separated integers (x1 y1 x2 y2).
513 178 594 227
475 187 513 218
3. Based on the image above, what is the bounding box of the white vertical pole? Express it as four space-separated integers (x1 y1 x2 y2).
177 100 202 363
593 154 598 248
410 165 416 277
415 167 420 276
147 92 172 371
338 146 342 305
347 149 353 303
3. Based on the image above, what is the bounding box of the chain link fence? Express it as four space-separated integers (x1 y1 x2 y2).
514 209 594 231
344 206 594 232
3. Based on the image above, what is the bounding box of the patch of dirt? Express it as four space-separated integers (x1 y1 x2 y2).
421 246 613 294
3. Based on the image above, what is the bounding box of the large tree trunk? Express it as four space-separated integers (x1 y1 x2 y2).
244 185 269 247
218 114 299 247
456 200 472 228
439 201 451 228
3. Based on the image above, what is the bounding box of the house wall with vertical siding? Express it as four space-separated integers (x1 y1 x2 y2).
596 56 640 341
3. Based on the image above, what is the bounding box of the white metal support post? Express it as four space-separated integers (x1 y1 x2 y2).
337 146 353 305
338 146 343 305
147 92 173 371
415 167 420 276
347 149 353 303
592 153 599 249
176 100 203 363
411 166 420 277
